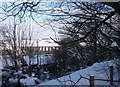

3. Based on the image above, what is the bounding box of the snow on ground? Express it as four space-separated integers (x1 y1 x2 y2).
0 56 2 87
39 60 118 85
2 56 13 67
1 54 119 86
0 56 3 69
20 76 40 86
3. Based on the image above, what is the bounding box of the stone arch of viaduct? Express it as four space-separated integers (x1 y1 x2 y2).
38 46 61 52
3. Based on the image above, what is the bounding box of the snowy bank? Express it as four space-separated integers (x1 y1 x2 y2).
39 60 119 85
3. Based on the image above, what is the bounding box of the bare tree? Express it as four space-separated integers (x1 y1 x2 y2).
0 16 39 67
0 1 120 84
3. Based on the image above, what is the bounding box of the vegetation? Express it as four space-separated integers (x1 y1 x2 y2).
0 1 120 86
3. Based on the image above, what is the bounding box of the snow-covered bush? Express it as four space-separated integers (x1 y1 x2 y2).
20 76 40 86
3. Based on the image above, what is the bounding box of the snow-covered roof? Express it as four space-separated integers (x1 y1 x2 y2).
0 39 60 50
23 39 60 47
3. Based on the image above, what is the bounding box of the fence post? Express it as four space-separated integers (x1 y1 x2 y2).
110 66 113 85
90 75 94 87
118 66 120 81
117 59 120 81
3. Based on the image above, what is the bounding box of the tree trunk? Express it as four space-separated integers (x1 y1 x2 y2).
14 60 18 67
13 60 18 71
21 58 28 66
118 57 120 81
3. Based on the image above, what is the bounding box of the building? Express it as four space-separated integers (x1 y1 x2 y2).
21 38 61 54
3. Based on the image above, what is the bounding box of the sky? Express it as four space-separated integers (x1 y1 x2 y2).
0 17 61 40
0 0 118 40
0 1 63 40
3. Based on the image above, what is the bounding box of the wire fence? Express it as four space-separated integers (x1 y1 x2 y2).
57 65 120 87
89 66 120 87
